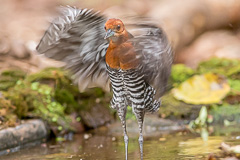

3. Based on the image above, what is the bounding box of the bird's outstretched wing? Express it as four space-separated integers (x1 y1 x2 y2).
36 6 110 91
128 21 173 99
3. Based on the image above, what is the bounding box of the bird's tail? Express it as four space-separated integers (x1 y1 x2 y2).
144 85 161 113
145 99 161 113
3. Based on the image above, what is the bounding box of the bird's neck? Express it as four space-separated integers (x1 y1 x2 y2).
109 30 131 48
106 31 140 70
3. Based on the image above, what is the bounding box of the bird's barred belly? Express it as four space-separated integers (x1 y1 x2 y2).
106 65 160 113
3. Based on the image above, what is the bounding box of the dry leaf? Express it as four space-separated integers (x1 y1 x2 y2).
172 73 230 104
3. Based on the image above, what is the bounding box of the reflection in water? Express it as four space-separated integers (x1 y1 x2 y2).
1 126 240 160
179 136 223 156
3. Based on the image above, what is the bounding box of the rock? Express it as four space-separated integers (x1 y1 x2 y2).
144 115 186 135
210 104 240 124
147 0 240 52
69 113 85 133
160 92 202 120
80 104 113 129
123 0 151 15
104 5 137 18
220 142 240 155
176 30 240 68
9 40 31 59
107 114 186 137
0 119 49 155
0 33 10 55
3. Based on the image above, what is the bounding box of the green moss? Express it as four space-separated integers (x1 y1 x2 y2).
26 68 80 112
228 79 240 92
170 58 240 88
1 69 26 77
0 67 113 133
0 68 80 133
210 104 240 124
0 69 26 90
4 80 72 133
170 64 195 87
25 67 68 82
197 58 240 79
0 96 18 129
159 92 201 120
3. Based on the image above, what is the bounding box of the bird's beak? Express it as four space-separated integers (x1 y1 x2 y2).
104 29 115 39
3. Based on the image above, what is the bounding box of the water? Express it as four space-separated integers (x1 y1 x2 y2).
1 125 240 160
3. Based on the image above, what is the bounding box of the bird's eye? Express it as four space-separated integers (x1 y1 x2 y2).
104 26 106 30
116 25 121 31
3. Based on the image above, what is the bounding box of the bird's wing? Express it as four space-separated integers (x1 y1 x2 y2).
36 6 110 91
128 22 173 99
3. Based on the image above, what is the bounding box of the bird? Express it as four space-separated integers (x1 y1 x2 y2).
36 6 173 160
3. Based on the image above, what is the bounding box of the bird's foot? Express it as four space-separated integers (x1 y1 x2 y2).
139 135 143 160
124 134 129 160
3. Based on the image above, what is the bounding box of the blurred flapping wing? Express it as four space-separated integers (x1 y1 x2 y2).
36 6 110 91
128 20 173 99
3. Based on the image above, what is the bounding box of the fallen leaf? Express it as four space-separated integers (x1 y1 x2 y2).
172 73 230 104
220 142 240 154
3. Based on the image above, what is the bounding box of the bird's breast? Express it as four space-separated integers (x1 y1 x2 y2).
105 42 140 70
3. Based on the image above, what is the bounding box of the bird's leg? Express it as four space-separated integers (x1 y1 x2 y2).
117 106 128 160
133 108 145 160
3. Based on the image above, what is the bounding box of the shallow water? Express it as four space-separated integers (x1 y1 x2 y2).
1 125 240 160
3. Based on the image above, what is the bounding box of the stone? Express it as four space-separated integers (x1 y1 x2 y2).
9 40 31 59
176 30 240 68
80 104 113 129
0 119 49 155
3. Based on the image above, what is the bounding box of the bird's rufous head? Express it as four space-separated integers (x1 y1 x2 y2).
104 19 126 40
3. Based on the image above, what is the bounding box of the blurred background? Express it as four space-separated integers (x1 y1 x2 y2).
0 0 240 159
0 0 240 72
